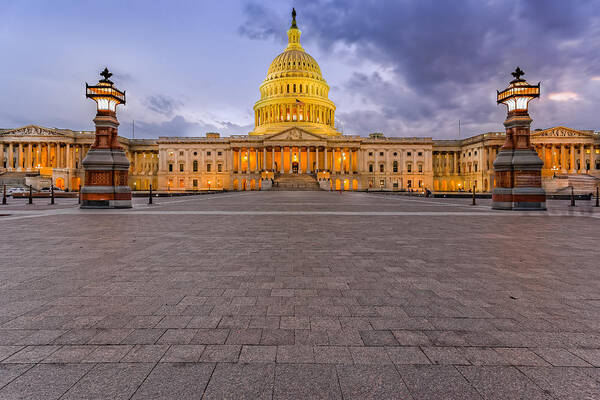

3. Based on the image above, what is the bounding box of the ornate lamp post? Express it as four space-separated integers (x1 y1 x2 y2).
492 67 545 210
80 68 132 208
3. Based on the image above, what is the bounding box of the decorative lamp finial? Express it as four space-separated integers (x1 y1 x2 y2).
291 8 297 28
511 66 525 81
99 67 113 84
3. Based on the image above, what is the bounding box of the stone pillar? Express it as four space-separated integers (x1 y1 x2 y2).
280 146 284 173
569 144 575 173
324 148 328 170
492 108 545 210
66 144 72 169
542 145 547 169
27 143 32 170
289 147 292 173
349 149 353 174
591 146 596 171
263 147 266 170
453 152 458 174
316 147 319 171
271 147 275 170
560 145 566 173
580 143 585 172
246 148 250 173
237 148 242 173
8 143 13 170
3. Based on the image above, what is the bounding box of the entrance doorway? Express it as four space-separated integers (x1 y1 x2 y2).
292 161 299 174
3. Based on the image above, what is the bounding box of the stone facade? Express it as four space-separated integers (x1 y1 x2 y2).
1 125 598 192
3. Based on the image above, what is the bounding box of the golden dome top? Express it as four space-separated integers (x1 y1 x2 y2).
264 10 325 82
251 9 338 136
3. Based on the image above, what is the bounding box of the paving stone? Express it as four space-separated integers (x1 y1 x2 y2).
494 347 551 366
260 329 295 345
277 345 315 363
203 363 274 399
61 363 154 400
337 364 413 399
121 344 169 362
421 346 471 365
360 330 399 346
568 348 600 367
280 316 310 330
225 328 262 344
199 345 241 362
239 345 277 362
0 363 93 400
294 329 329 345
190 329 230 344
159 344 205 362
349 346 393 364
0 346 25 362
41 345 96 363
392 330 432 346
386 346 431 365
131 362 215 399
156 328 197 344
533 347 592 366
327 329 364 346
314 346 353 364
399 365 482 400
274 364 342 399
120 328 166 345
2 345 61 363
458 366 552 400
187 315 221 329
519 366 600 400
0 364 34 389
82 345 133 363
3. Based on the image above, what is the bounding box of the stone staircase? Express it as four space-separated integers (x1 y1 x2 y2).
543 174 600 195
272 173 320 191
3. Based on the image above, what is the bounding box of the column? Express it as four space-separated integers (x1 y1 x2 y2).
590 145 596 171
237 148 242 172
288 147 292 173
263 147 266 170
0 144 4 170
542 145 547 169
569 144 575 173
560 145 566 172
580 143 585 172
324 148 328 170
66 144 72 169
316 147 319 171
8 143 13 170
271 147 275 170
27 143 33 170
280 146 284 173
78 145 83 168
246 148 250 173
349 149 353 174
374 150 378 174
453 152 458 174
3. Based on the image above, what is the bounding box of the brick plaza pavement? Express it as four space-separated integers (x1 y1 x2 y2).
1 191 599 399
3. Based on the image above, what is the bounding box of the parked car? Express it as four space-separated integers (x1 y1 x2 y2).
7 187 28 196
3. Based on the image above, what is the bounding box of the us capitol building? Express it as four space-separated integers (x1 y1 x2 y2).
1 12 599 193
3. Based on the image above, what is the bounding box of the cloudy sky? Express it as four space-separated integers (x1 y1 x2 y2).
1 0 599 139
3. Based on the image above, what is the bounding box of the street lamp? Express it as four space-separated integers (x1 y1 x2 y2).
80 67 132 208
492 67 545 210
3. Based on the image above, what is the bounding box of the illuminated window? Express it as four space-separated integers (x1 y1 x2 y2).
218 164 222 172
408 180 412 188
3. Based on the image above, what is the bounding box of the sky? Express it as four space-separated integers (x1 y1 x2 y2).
1 0 599 139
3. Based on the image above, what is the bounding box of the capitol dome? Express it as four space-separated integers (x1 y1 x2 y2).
251 9 339 136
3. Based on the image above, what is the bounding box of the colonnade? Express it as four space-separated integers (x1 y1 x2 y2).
233 146 359 174
536 143 598 173
255 104 335 127
1 142 89 171
130 151 159 175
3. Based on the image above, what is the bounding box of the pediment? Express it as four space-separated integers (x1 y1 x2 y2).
531 126 594 138
263 127 327 142
0 125 69 137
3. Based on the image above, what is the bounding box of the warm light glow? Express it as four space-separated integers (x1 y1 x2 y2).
548 92 579 102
